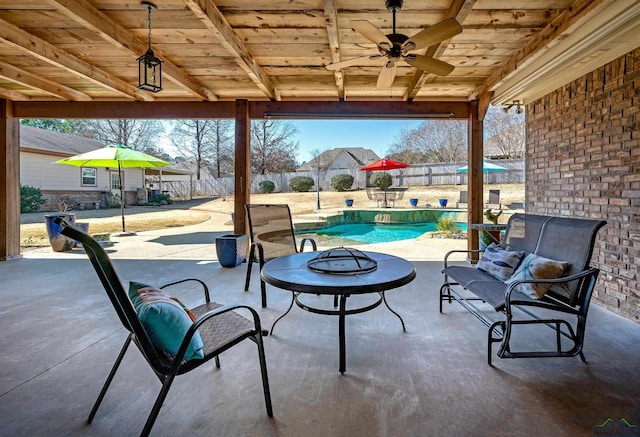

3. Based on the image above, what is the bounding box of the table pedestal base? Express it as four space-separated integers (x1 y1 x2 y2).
270 292 406 373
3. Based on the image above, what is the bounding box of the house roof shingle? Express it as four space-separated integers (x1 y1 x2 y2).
298 147 379 171
20 125 104 155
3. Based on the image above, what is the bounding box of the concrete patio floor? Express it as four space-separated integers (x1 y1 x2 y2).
2 215 639 436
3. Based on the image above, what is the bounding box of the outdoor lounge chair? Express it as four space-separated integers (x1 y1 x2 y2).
456 190 468 208
244 204 316 307
366 187 377 201
486 189 501 209
57 219 273 437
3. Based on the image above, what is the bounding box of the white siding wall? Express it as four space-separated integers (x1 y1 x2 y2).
20 151 144 191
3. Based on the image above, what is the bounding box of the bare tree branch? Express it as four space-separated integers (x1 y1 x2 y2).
484 105 525 158
170 119 233 179
387 120 467 163
85 119 164 154
250 119 299 174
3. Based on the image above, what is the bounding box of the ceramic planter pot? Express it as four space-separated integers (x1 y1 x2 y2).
44 213 76 252
215 234 248 267
73 222 90 247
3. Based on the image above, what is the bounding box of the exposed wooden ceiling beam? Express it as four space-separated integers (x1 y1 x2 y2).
0 17 152 102
477 90 493 121
0 87 31 101
405 0 476 101
13 100 469 120
480 0 611 99
49 0 218 101
185 0 277 100
0 60 91 101
252 100 469 119
323 0 344 99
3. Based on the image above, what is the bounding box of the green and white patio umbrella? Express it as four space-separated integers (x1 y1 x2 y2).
54 144 170 235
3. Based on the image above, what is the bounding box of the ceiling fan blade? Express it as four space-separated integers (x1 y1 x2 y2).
403 18 462 51
405 55 455 76
326 55 386 71
352 20 392 48
376 61 397 89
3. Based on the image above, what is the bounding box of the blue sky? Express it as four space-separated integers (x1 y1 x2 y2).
161 119 423 162
290 120 422 163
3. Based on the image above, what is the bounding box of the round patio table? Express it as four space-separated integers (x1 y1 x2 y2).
261 250 416 373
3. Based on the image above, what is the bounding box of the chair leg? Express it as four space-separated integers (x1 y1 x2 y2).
141 374 178 437
244 247 255 291
255 333 273 417
257 249 267 308
88 334 133 423
260 278 267 308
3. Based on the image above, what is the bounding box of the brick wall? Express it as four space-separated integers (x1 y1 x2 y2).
525 48 640 322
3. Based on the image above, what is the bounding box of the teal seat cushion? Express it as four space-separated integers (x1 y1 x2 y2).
128 281 204 361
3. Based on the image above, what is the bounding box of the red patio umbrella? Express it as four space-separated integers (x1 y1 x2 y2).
360 157 408 172
360 158 408 207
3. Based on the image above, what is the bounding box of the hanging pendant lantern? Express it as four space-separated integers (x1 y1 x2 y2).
137 1 162 92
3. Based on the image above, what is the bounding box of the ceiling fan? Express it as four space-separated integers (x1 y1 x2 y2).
326 0 462 89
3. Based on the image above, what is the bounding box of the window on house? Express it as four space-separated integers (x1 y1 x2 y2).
81 167 97 186
111 172 121 190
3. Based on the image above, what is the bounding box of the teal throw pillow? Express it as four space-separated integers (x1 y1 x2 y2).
128 281 204 361
505 254 569 299
476 243 525 281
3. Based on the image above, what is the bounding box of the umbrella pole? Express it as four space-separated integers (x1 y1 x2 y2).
119 161 126 232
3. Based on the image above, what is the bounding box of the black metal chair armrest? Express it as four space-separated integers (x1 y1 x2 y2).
443 249 483 267
250 241 265 263
172 303 265 371
504 267 600 313
160 278 210 304
299 237 317 252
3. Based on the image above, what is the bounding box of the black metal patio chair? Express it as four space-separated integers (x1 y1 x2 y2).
244 204 316 307
57 219 273 437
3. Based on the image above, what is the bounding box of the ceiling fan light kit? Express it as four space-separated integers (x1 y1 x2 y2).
327 0 461 89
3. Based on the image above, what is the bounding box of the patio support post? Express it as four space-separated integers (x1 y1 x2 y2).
467 100 483 260
234 99 250 235
0 98 21 260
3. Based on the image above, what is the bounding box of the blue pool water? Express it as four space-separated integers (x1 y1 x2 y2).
296 222 466 245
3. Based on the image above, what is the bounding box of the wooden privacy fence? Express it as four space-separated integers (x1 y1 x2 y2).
163 159 524 199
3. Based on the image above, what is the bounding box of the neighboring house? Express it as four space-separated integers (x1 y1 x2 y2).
297 147 379 172
19 126 189 211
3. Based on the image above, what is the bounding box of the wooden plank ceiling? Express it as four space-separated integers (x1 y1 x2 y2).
0 0 638 105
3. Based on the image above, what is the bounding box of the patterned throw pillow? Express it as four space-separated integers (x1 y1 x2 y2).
128 281 204 360
505 254 569 299
476 243 525 281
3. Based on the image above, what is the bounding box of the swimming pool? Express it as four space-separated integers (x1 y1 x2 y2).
296 222 467 245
